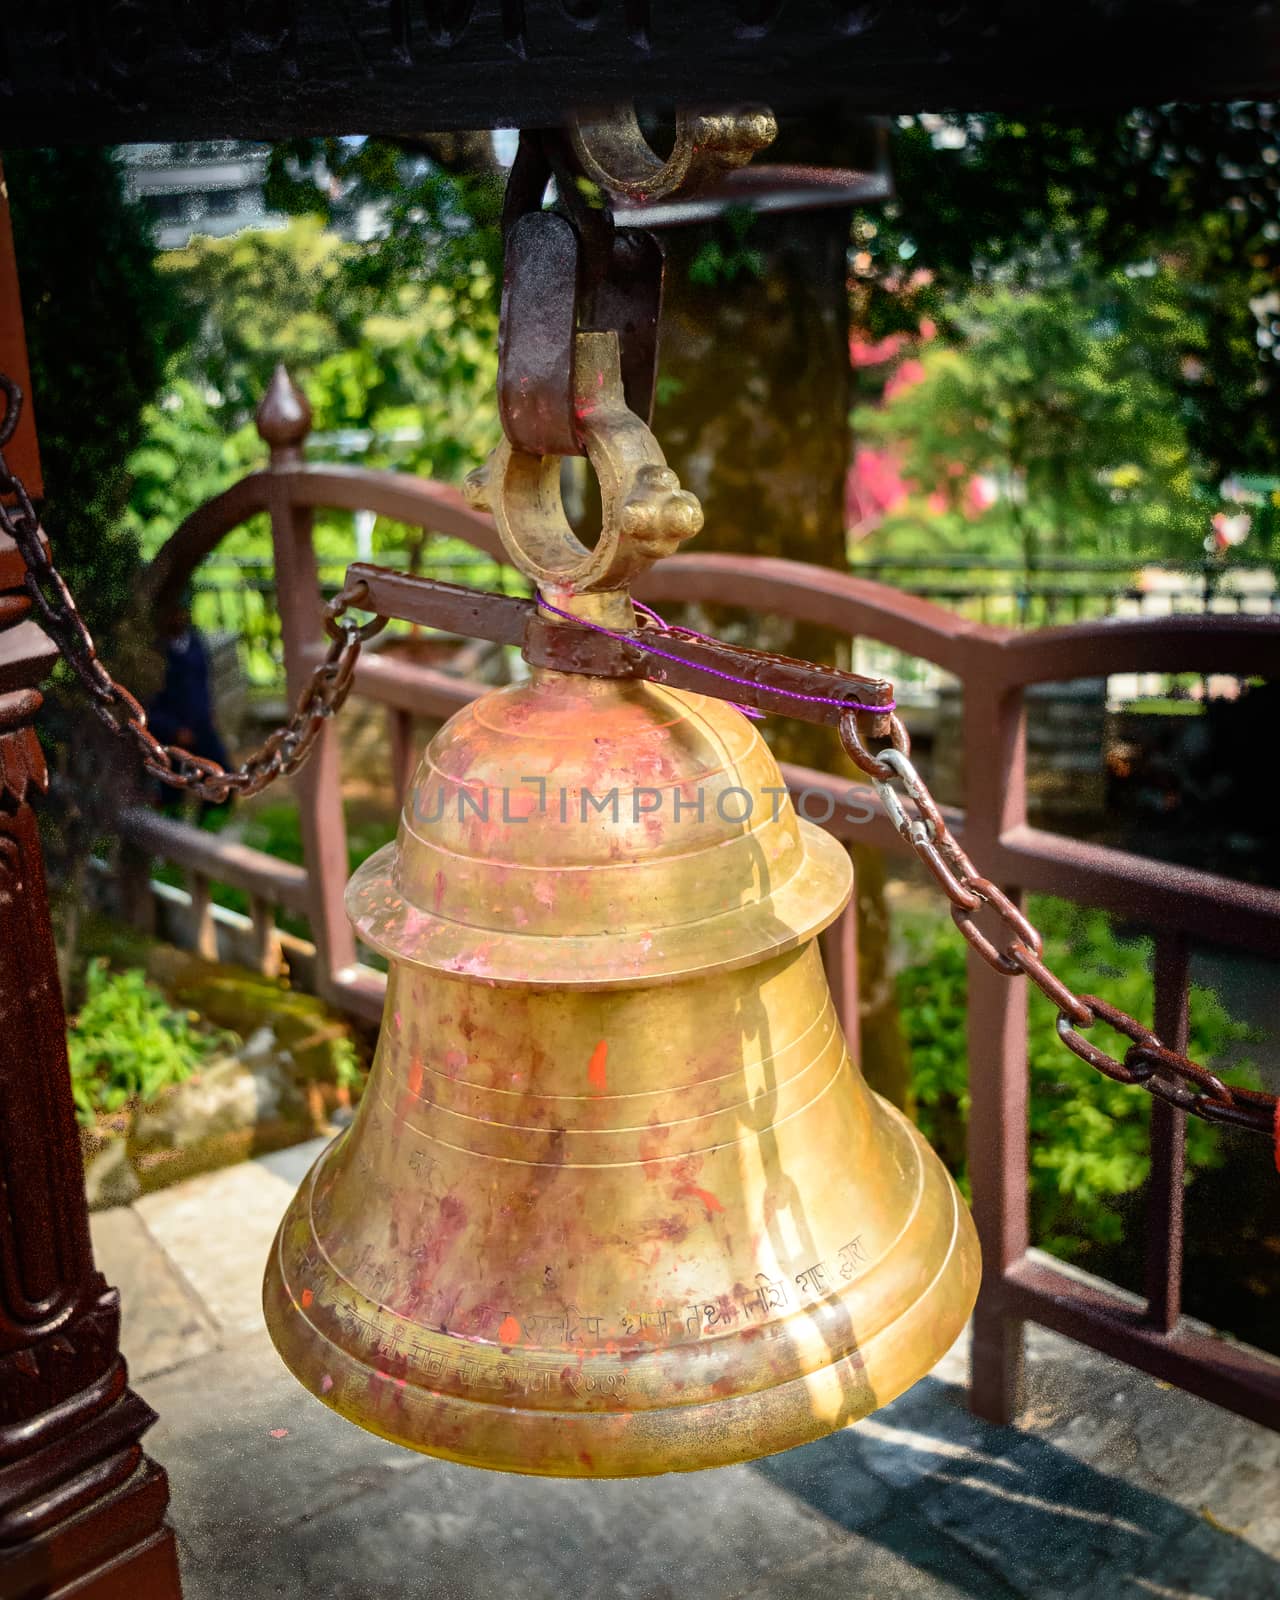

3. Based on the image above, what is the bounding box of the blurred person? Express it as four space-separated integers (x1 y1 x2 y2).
147 590 230 819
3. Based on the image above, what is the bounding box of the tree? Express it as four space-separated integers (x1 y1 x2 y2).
856 268 1203 569
263 134 504 310
4 146 192 977
5 146 192 634
125 218 498 561
852 106 1279 485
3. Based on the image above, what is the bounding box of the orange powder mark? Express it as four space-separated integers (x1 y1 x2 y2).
676 1181 725 1216
587 1039 609 1093
497 1314 522 1346
300 1288 314 1309
407 1057 425 1098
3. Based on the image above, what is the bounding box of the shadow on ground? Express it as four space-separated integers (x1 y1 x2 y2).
754 1370 1280 1600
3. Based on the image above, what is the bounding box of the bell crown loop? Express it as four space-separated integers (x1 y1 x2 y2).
464 330 703 609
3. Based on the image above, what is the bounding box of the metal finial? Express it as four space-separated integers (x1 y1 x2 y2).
256 364 312 456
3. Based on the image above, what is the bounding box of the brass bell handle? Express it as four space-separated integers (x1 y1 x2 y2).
567 105 777 204
465 330 703 597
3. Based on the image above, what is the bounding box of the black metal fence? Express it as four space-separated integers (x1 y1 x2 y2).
192 547 1279 688
849 554 1279 629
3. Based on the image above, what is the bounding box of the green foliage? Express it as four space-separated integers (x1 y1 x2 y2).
853 106 1279 484
68 960 234 1125
897 896 1255 1259
856 268 1203 563
162 218 357 425
5 148 193 639
125 218 499 560
126 379 265 559
330 1033 363 1095
264 136 504 310
688 207 767 287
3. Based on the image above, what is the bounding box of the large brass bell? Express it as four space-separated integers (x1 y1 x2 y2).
263 336 980 1476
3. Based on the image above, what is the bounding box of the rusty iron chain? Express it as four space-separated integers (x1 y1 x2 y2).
1 376 385 803
840 709 1280 1145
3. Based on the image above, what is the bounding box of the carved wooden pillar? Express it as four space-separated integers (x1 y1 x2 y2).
0 542 183 1598
0 178 183 1593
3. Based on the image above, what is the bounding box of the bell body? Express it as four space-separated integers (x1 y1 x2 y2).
264 669 979 1476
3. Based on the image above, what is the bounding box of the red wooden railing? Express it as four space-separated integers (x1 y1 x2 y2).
123 370 1280 1434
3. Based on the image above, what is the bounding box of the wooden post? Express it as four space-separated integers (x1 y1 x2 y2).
0 169 41 500
0 579 183 1595
1 169 182 1596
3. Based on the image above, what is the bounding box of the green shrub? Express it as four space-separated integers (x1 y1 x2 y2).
897 896 1256 1260
68 960 234 1126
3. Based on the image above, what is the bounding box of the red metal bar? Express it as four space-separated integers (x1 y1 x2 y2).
118 807 311 915
963 677 1031 1426
346 565 895 729
1007 1256 1280 1432
820 904 861 1074
387 707 417 809
143 462 502 618
1146 933 1190 1333
257 372 358 1005
995 825 1280 958
992 612 1280 687
639 551 999 679
347 652 482 722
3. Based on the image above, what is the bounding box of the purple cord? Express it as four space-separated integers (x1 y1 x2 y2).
630 599 765 718
536 593 895 717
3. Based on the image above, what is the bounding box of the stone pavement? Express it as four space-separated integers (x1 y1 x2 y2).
91 1139 1280 1600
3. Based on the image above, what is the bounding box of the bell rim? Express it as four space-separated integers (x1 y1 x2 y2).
345 817 853 990
262 1112 980 1477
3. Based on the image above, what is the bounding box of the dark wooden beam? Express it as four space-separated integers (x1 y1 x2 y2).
1 2 1278 146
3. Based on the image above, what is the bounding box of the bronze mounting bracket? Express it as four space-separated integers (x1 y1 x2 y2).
338 563 895 741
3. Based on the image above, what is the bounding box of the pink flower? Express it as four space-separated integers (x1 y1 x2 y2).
849 331 907 368
964 475 998 517
883 358 926 400
846 445 910 534
1211 511 1251 548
